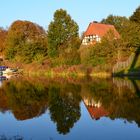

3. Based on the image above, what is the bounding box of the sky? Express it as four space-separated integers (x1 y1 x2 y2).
0 0 140 33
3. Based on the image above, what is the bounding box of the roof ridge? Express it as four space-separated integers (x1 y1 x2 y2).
91 22 114 27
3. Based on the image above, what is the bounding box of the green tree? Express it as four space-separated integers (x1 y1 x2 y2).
47 9 79 57
130 6 140 24
118 21 140 50
101 15 129 34
6 20 47 63
128 6 140 49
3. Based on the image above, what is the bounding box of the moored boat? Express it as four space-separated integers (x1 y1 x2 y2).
0 66 18 75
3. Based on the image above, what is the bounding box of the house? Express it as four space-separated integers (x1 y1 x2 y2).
86 105 108 120
82 22 120 45
83 97 108 120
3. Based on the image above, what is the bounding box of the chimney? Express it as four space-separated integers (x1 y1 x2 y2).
93 21 98 23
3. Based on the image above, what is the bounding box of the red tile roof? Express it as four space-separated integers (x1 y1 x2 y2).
84 22 120 38
87 106 108 120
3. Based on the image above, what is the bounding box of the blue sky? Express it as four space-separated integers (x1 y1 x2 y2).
0 0 140 33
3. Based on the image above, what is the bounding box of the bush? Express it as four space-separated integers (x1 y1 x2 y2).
50 48 81 67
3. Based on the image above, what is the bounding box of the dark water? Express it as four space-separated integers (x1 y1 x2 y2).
0 76 140 140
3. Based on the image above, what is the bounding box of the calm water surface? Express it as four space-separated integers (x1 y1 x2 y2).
0 76 140 140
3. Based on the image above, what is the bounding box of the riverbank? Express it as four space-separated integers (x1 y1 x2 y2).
24 65 111 78
3 58 140 78
1 60 112 78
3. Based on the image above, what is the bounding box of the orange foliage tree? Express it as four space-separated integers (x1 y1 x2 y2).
0 28 7 57
6 20 47 63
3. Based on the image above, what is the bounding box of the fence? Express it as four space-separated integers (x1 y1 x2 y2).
112 53 135 73
113 78 135 92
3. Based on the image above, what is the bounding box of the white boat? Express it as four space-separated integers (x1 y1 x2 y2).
0 66 18 75
2 68 13 74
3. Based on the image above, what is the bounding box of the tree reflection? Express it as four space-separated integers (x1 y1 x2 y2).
2 79 48 120
82 78 140 127
0 88 8 113
48 84 81 134
0 77 140 134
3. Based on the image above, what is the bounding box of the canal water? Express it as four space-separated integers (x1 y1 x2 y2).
0 76 140 140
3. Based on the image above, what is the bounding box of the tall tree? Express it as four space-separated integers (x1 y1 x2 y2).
47 9 79 57
130 6 140 24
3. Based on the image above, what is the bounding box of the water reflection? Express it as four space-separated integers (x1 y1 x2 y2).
48 85 81 134
0 76 140 135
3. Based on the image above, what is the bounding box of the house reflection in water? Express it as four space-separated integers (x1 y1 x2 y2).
83 98 108 120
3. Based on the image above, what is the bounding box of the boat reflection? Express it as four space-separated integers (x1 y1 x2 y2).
0 76 7 88
0 74 13 87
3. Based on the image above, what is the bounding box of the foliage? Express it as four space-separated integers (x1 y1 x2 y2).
0 28 7 55
101 14 140 49
48 36 81 66
101 15 129 34
47 9 79 57
121 21 140 49
5 20 47 63
99 11 140 73
130 6 140 24
59 51 80 66
80 31 120 67
1 7 140 69
51 49 81 67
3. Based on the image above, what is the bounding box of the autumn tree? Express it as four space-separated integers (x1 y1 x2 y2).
47 9 79 57
6 20 47 63
0 28 7 56
130 6 140 24
3 79 48 120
